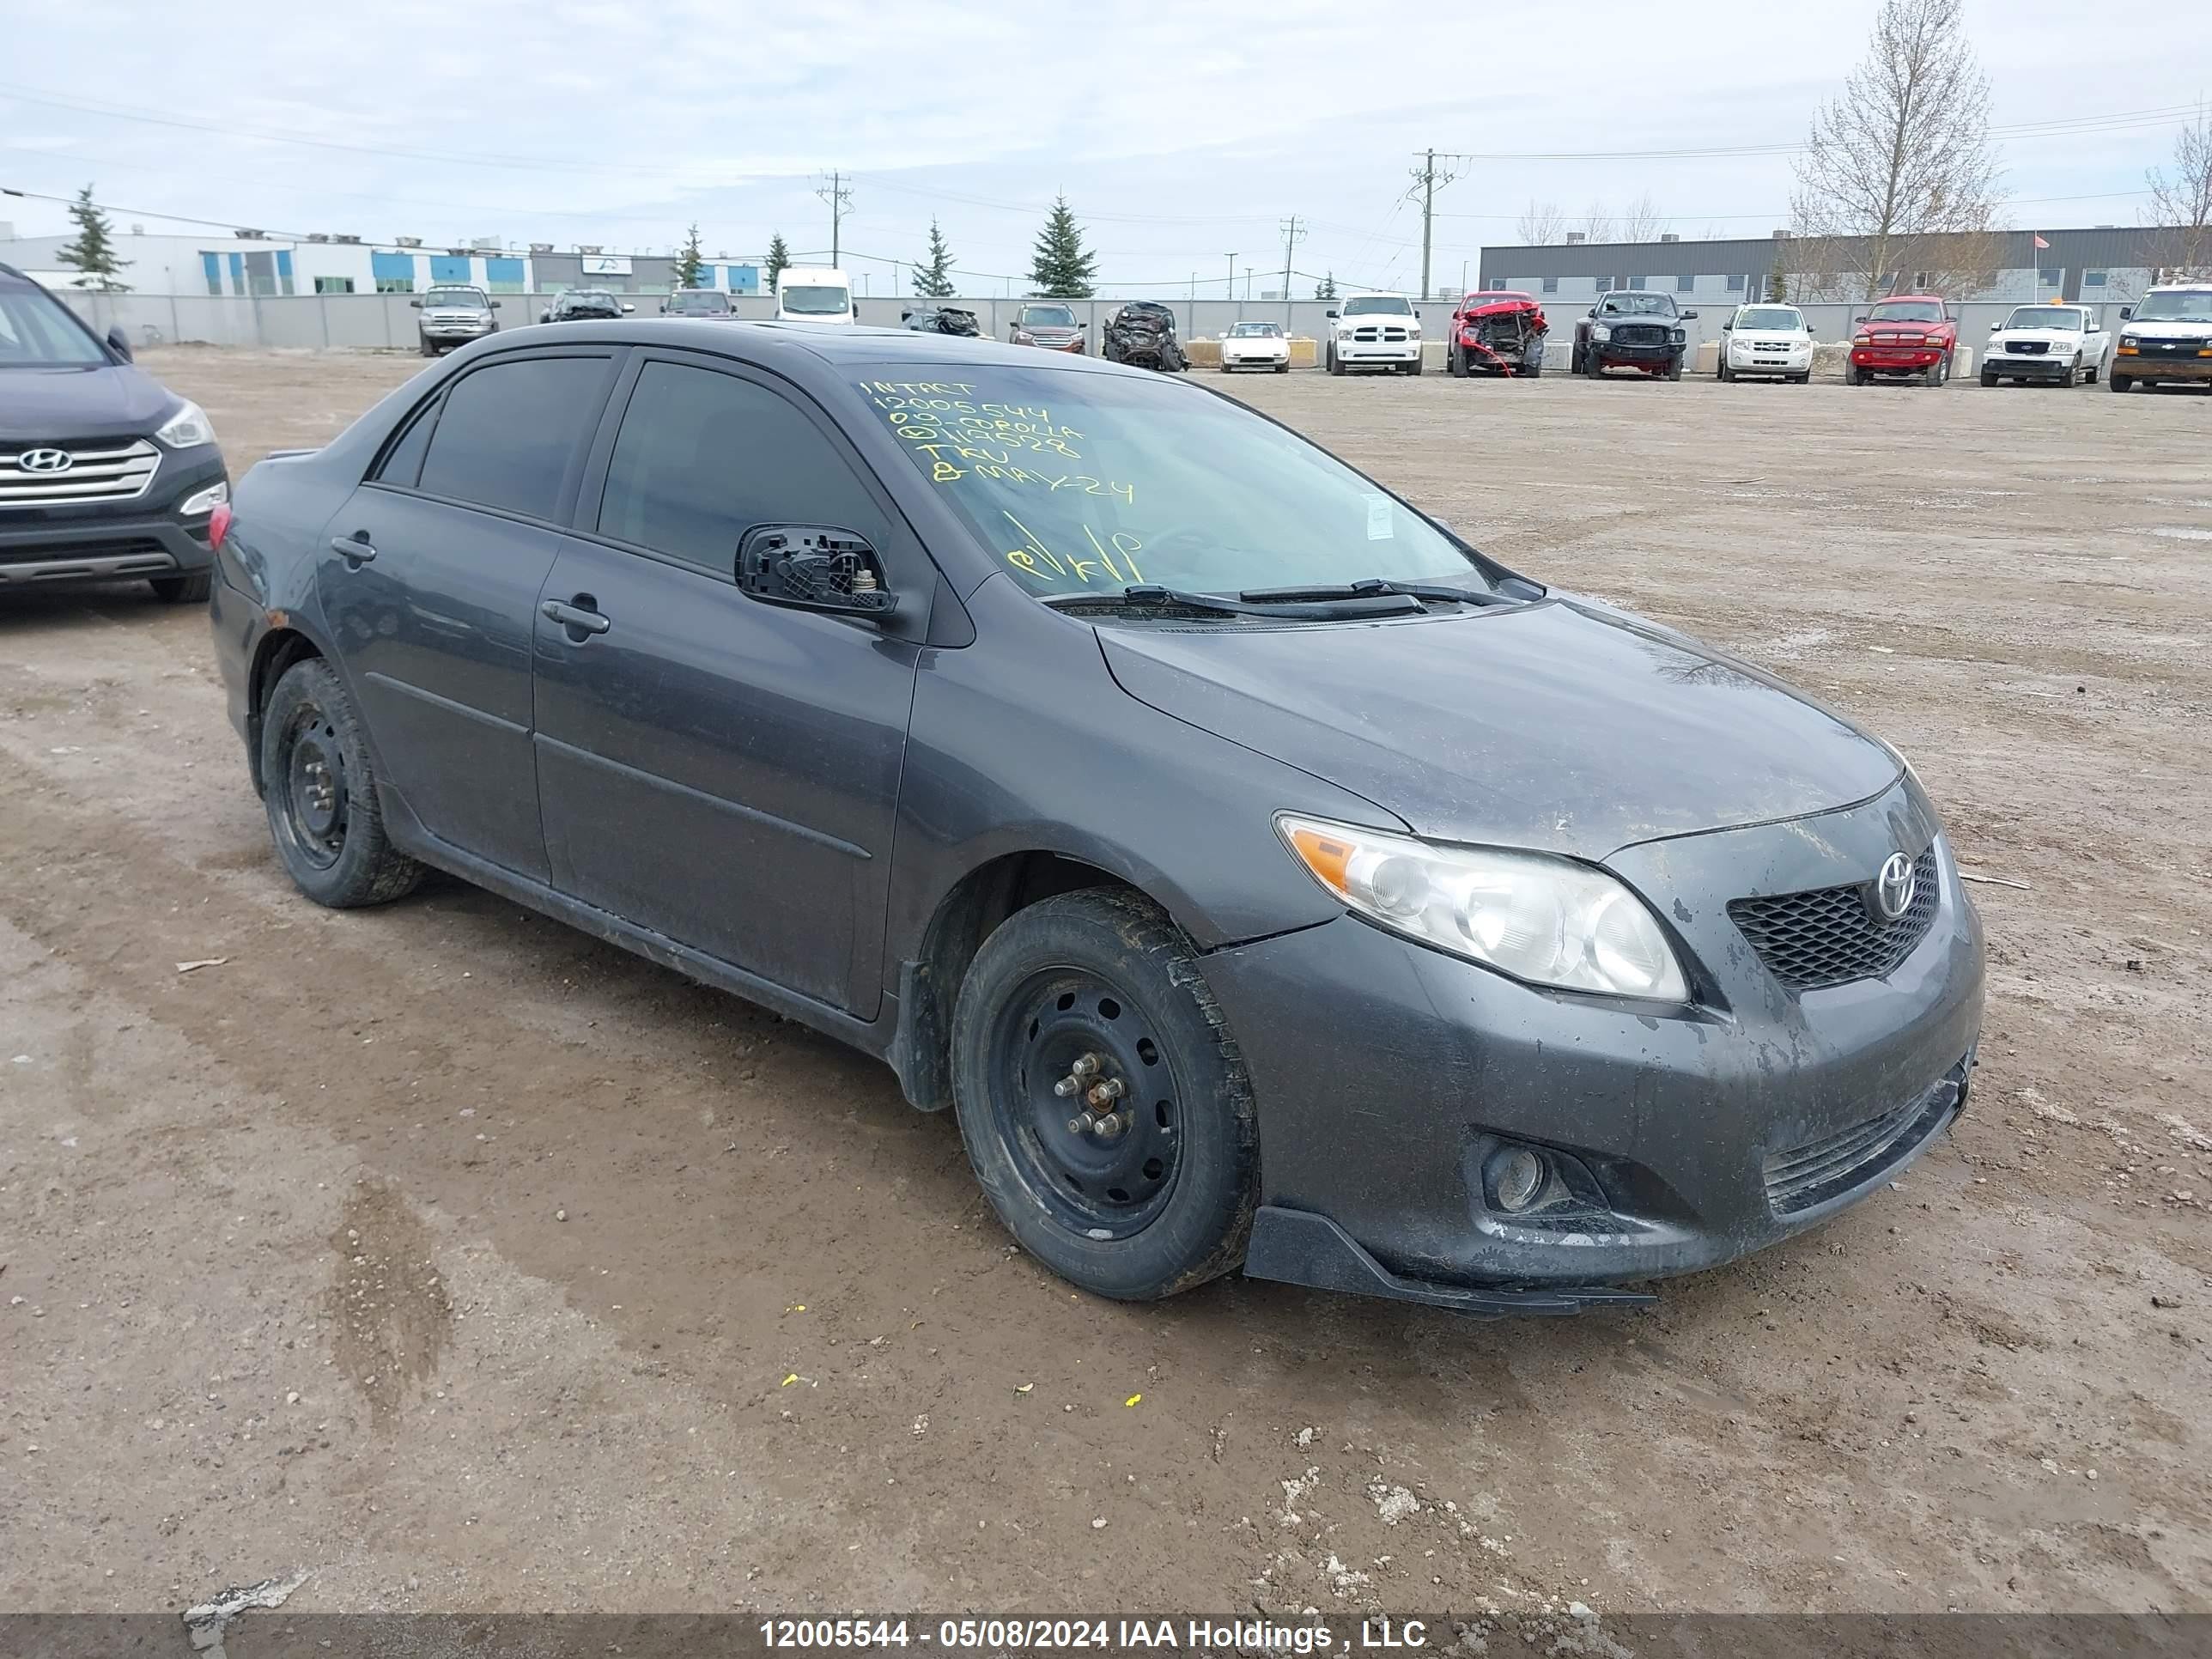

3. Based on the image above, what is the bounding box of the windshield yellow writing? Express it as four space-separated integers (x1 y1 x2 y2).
1002 511 1144 587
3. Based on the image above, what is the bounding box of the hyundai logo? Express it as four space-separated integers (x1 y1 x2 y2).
1871 852 1917 922
18 447 74 475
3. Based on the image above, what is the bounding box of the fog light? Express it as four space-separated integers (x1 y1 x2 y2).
180 481 228 519
1489 1146 1547 1213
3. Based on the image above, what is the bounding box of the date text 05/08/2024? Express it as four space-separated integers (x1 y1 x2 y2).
759 1619 1432 1652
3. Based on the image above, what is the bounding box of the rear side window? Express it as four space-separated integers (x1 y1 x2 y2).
373 393 441 487
416 356 608 520
596 361 885 572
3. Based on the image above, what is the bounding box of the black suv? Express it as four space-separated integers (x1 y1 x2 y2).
1 263 228 603
1571 290 1695 380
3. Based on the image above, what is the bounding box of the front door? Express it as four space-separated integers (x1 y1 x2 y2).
531 353 928 1017
320 349 615 882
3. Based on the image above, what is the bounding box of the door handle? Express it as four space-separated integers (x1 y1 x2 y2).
329 532 376 562
540 599 611 637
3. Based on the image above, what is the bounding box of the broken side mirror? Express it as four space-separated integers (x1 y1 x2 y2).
2120 306 2134 320
737 526 896 621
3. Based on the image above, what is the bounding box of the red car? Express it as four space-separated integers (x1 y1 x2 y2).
1447 290 1549 378
1847 296 1958 386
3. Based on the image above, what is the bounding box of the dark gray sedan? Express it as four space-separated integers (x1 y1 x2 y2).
208 321 1983 1315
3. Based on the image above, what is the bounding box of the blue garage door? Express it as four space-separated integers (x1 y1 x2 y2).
430 255 472 285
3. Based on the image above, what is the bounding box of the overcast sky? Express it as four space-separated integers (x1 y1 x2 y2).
4 0 2207 296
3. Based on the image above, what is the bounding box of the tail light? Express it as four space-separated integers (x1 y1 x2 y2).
209 502 234 550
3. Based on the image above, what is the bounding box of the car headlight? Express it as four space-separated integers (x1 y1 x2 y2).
155 399 216 450
1278 815 1689 1001
1407 325 1421 339
1589 324 1611 342
2119 332 2140 347
1670 328 1686 344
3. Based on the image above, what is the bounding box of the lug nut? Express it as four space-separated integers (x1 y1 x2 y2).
1085 1078 1126 1109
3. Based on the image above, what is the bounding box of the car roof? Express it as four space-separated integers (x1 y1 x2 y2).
1872 294 1945 303
481 317 1156 380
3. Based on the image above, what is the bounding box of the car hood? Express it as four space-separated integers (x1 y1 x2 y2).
1098 598 1901 860
2124 318 2212 339
1020 325 1082 337
1992 327 2082 343
422 307 490 320
1731 332 1809 345
0 362 179 444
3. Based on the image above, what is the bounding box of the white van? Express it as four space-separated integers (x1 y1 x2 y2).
775 267 854 325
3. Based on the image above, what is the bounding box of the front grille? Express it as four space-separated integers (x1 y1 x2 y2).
1352 325 1409 343
1611 324 1668 347
0 440 161 507
2010 340 2050 355
1763 1058 1967 1215
2136 338 2209 357
1728 847 1940 992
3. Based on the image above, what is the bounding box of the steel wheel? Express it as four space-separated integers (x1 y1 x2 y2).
985 966 1184 1239
273 700 350 871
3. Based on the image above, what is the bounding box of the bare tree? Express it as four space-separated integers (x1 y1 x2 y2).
1789 0 2002 302
2144 107 2212 280
1579 202 1616 243
1619 192 1668 242
1515 198 1568 245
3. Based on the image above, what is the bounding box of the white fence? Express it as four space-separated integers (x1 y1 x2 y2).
52 288 2148 360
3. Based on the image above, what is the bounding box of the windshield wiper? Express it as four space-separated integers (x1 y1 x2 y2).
1237 578 1521 609
1042 584 1424 620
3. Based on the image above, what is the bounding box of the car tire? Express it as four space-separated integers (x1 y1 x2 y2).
1666 354 1683 382
1274 362 1289 374
950 887 1258 1302
418 337 437 357
1448 345 1467 378
149 569 212 605
1846 363 1864 386
2086 360 2100 384
1583 349 1603 380
1327 345 1345 376
1981 367 1998 387
258 658 425 910
1407 355 1424 375
1522 357 1542 380
2109 374 2133 392
1717 355 1729 381
1790 372 1810 384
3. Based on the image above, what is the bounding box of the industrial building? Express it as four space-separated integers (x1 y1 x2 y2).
1477 225 2194 306
0 223 760 297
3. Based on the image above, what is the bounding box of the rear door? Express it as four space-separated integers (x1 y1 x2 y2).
321 348 617 881
531 350 929 1016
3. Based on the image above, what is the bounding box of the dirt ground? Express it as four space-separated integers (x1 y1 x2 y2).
3 346 2207 1623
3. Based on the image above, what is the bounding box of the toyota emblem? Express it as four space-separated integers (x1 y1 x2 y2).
1871 851 1917 922
18 447 74 475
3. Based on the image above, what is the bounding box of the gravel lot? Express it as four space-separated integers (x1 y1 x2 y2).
3 346 2206 1621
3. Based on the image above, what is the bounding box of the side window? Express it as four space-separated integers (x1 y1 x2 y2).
596 361 886 572
416 356 609 520
373 392 441 487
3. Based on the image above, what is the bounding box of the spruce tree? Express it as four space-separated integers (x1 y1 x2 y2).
672 223 706 290
765 234 791 293
913 219 957 299
56 185 131 292
1028 196 1097 298
1314 270 1338 301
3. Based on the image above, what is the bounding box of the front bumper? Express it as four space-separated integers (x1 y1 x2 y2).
1593 341 1681 368
1985 351 2075 378
1224 353 1289 369
1852 346 1947 369
0 447 226 588
421 321 495 341
1207 783 1985 1294
1728 346 1813 377
1335 339 1419 364
1016 337 1085 353
2114 350 2212 380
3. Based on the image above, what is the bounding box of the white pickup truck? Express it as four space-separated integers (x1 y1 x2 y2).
1978 303 2110 387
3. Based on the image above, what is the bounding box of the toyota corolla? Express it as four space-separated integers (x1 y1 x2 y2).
209 321 1984 1316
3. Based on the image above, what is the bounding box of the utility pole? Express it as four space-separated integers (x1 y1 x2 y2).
816 170 853 266
1243 266 1254 301
1224 252 1237 298
1406 149 1462 300
1279 216 1305 305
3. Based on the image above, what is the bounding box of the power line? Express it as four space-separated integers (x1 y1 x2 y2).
1279 216 1305 306
1407 149 1461 301
815 170 852 266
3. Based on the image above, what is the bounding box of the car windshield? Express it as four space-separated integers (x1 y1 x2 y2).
1868 301 1945 324
1735 307 1802 331
0 281 109 366
669 292 730 313
1341 295 1413 316
1020 305 1078 328
1229 323 1281 337
2002 307 2079 331
855 365 1486 604
423 289 488 310
1597 294 1673 316
2130 289 2212 323
1462 294 1528 307
781 284 848 315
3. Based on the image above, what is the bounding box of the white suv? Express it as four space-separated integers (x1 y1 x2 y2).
1980 303 2110 387
1326 292 1422 375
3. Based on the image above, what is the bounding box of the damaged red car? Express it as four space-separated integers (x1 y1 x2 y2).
1447 290 1549 378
